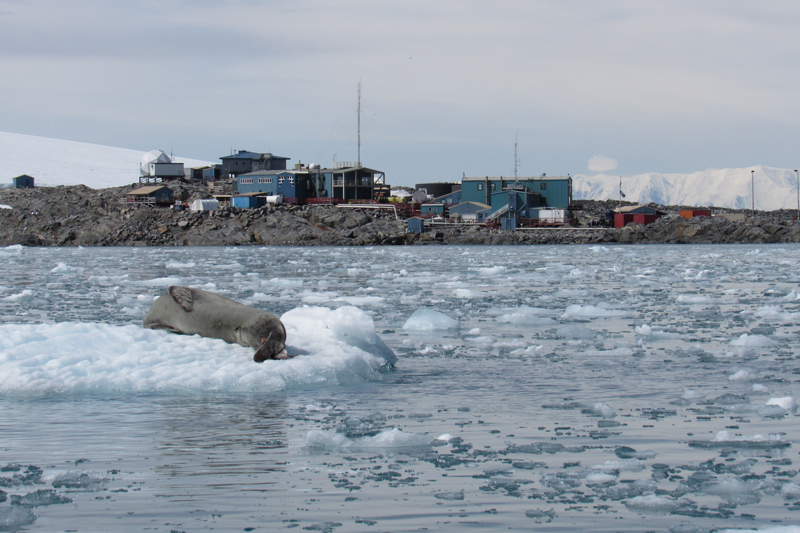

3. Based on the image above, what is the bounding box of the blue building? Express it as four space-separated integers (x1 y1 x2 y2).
236 163 386 203
460 176 572 218
231 193 267 209
12 174 34 188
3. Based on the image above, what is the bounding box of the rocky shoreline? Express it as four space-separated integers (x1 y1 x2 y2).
2 183 800 246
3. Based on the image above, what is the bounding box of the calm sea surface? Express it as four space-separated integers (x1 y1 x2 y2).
2 244 800 532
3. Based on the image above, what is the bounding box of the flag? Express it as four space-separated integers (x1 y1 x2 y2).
619 176 626 198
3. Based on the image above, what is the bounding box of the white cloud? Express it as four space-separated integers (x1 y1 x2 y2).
588 155 618 173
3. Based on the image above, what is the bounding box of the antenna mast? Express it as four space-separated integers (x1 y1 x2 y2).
514 133 520 182
357 81 362 167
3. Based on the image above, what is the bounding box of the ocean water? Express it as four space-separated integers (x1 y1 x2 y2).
1 244 800 532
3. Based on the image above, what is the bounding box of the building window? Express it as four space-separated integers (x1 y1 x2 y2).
540 182 547 190
477 183 484 191
490 183 496 192
240 178 254 184
258 177 272 184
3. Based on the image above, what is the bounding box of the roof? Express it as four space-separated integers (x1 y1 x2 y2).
449 201 491 214
220 150 289 161
462 175 571 182
127 186 171 195
616 204 667 215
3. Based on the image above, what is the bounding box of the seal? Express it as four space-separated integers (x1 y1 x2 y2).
143 286 288 362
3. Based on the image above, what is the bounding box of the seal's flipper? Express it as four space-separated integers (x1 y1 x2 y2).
169 286 194 312
143 320 184 334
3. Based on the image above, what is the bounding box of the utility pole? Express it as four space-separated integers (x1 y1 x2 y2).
795 169 799 221
357 81 361 167
751 169 755 218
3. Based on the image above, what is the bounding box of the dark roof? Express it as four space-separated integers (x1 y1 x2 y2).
127 186 171 196
221 150 289 161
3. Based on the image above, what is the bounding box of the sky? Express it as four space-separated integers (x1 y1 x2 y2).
1 1 799 187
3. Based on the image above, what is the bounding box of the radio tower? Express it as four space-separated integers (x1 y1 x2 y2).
357 81 362 167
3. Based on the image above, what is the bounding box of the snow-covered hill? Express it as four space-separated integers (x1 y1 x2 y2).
0 132 213 190
573 166 799 211
1 132 796 210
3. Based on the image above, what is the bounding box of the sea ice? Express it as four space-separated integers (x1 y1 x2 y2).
561 304 629 320
555 325 600 340
624 494 688 515
10 489 72 506
766 396 798 413
402 309 460 331
304 428 434 450
0 506 36 529
729 333 778 348
729 369 756 381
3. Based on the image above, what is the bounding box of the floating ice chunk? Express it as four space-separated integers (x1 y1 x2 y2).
52 472 106 489
10 489 72 506
561 304 628 320
165 261 196 269
755 306 800 321
403 309 460 331
586 402 616 419
304 428 434 450
555 325 600 340
2 289 33 302
729 369 755 381
282 305 397 367
752 383 770 393
676 294 711 303
0 506 36 529
716 526 800 533
434 491 464 501
781 482 800 501
682 390 705 401
50 262 77 273
453 288 486 299
304 429 351 450
496 307 556 327
590 459 645 473
690 430 790 449
476 266 506 275
435 434 457 443
759 404 788 418
767 396 798 413
729 334 777 348
465 328 481 336
624 494 688 515
357 428 435 448
1 244 23 252
702 478 762 504
525 508 556 520
585 472 617 485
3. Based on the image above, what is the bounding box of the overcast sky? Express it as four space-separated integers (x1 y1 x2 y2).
1 1 798 186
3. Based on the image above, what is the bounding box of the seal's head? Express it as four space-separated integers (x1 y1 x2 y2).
239 316 288 362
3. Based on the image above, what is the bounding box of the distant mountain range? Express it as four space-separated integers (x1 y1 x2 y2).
1 132 795 210
573 166 799 211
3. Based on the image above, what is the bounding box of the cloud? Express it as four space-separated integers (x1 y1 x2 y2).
588 155 618 172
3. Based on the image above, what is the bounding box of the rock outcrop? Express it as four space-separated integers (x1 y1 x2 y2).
1 184 799 246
